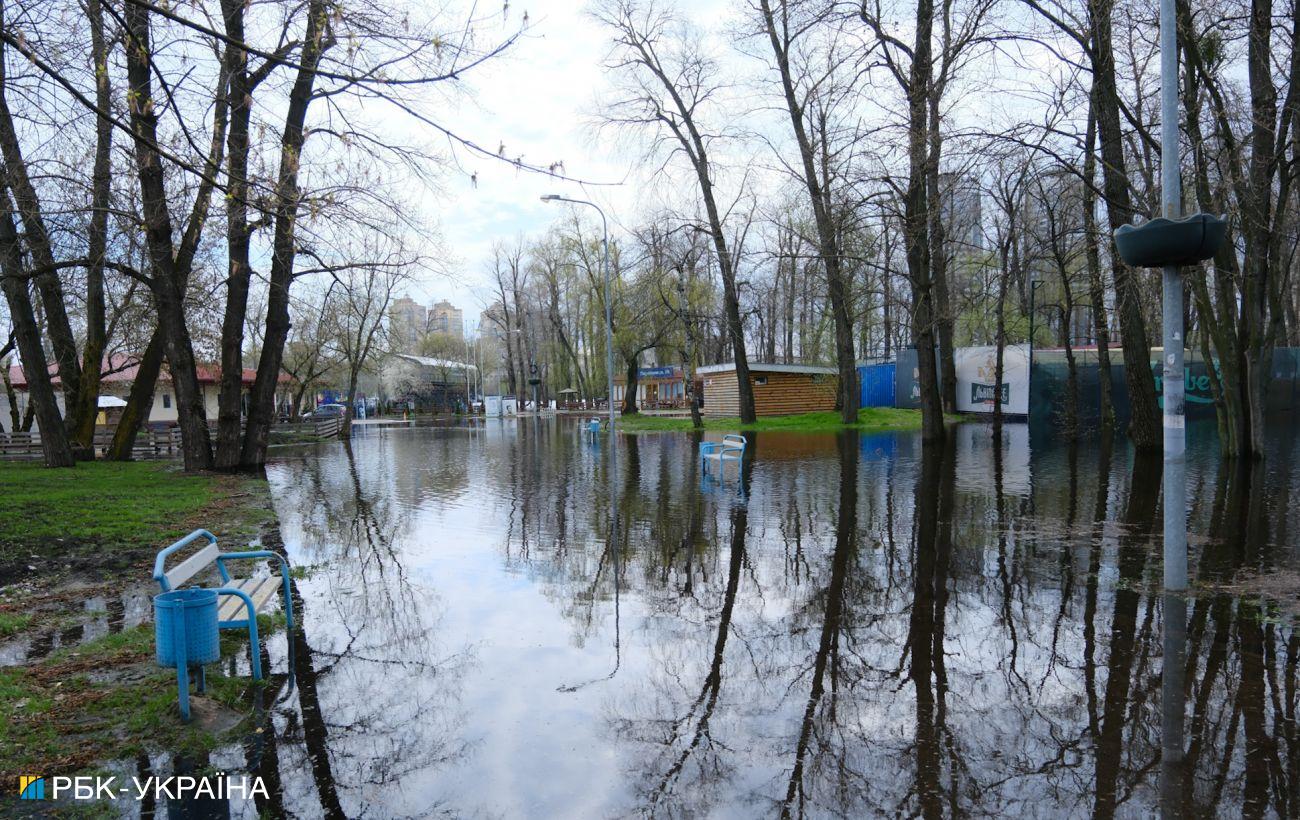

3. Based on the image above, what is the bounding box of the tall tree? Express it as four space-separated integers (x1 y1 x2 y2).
122 0 229 470
1021 0 1161 450
214 0 289 469
755 0 860 425
66 0 114 460
0 3 85 456
1177 0 1300 457
599 0 757 423
0 201 72 466
240 0 333 469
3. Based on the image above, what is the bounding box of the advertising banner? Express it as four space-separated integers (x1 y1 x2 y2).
956 344 1030 415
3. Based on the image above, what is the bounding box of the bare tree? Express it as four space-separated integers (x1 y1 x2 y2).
1020 0 1161 451
326 242 408 437
753 0 861 425
598 0 757 423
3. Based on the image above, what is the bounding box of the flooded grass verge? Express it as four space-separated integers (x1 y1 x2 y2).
0 460 288 789
618 406 926 433
0 615 283 776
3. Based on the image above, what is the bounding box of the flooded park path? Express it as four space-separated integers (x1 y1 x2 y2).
188 418 1299 817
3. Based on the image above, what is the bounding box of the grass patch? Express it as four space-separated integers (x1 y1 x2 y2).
0 461 275 585
0 461 212 548
0 610 32 637
0 623 279 777
619 407 928 434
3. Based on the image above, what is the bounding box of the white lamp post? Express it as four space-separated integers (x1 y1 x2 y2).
541 195 614 435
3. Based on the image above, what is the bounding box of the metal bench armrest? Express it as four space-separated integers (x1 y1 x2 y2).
215 549 286 574
212 587 264 681
153 529 218 589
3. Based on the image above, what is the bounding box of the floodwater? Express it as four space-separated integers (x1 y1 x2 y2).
143 418 1300 817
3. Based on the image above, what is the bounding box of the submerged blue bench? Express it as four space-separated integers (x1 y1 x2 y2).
153 529 293 680
700 434 746 479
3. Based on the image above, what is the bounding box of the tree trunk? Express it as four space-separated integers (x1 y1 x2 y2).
215 0 255 470
993 256 1008 440
1235 0 1286 459
2 351 19 431
685 358 702 430
905 0 945 442
0 206 72 466
1063 305 1080 438
504 320 519 397
240 0 332 469
342 366 360 438
927 102 958 415
621 360 640 416
1088 0 1159 451
66 0 113 461
108 328 164 461
124 0 214 471
1081 96 1116 431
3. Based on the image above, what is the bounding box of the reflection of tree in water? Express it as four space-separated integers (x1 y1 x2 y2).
779 431 861 818
263 439 473 817
1173 455 1300 817
610 435 756 815
613 427 1300 815
263 423 1300 817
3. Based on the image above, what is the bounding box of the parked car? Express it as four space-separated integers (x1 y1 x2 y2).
303 403 346 420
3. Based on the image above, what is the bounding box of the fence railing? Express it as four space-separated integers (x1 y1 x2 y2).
0 427 183 460
0 417 341 461
267 417 343 440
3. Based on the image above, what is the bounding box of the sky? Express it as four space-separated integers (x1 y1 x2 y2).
397 2 657 331
385 0 1063 333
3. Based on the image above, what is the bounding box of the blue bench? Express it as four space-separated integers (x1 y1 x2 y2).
700 434 746 479
153 529 294 680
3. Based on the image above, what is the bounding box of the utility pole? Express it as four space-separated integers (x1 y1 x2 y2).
1160 0 1187 592
1158 0 1189 800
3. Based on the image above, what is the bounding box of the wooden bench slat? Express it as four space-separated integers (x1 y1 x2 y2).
164 542 221 590
217 575 280 622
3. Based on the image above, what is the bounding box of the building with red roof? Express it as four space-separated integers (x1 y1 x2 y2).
3 353 292 430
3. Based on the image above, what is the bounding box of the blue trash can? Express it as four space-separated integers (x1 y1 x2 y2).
154 589 220 667
154 589 219 721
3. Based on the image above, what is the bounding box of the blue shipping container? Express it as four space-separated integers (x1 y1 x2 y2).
858 363 896 408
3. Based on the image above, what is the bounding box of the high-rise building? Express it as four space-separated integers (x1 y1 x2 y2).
428 300 464 340
938 172 985 254
480 302 507 341
390 296 427 350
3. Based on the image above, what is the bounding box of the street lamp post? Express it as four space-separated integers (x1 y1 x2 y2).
542 194 620 680
1156 0 1190 798
541 195 614 435
1028 279 1043 352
